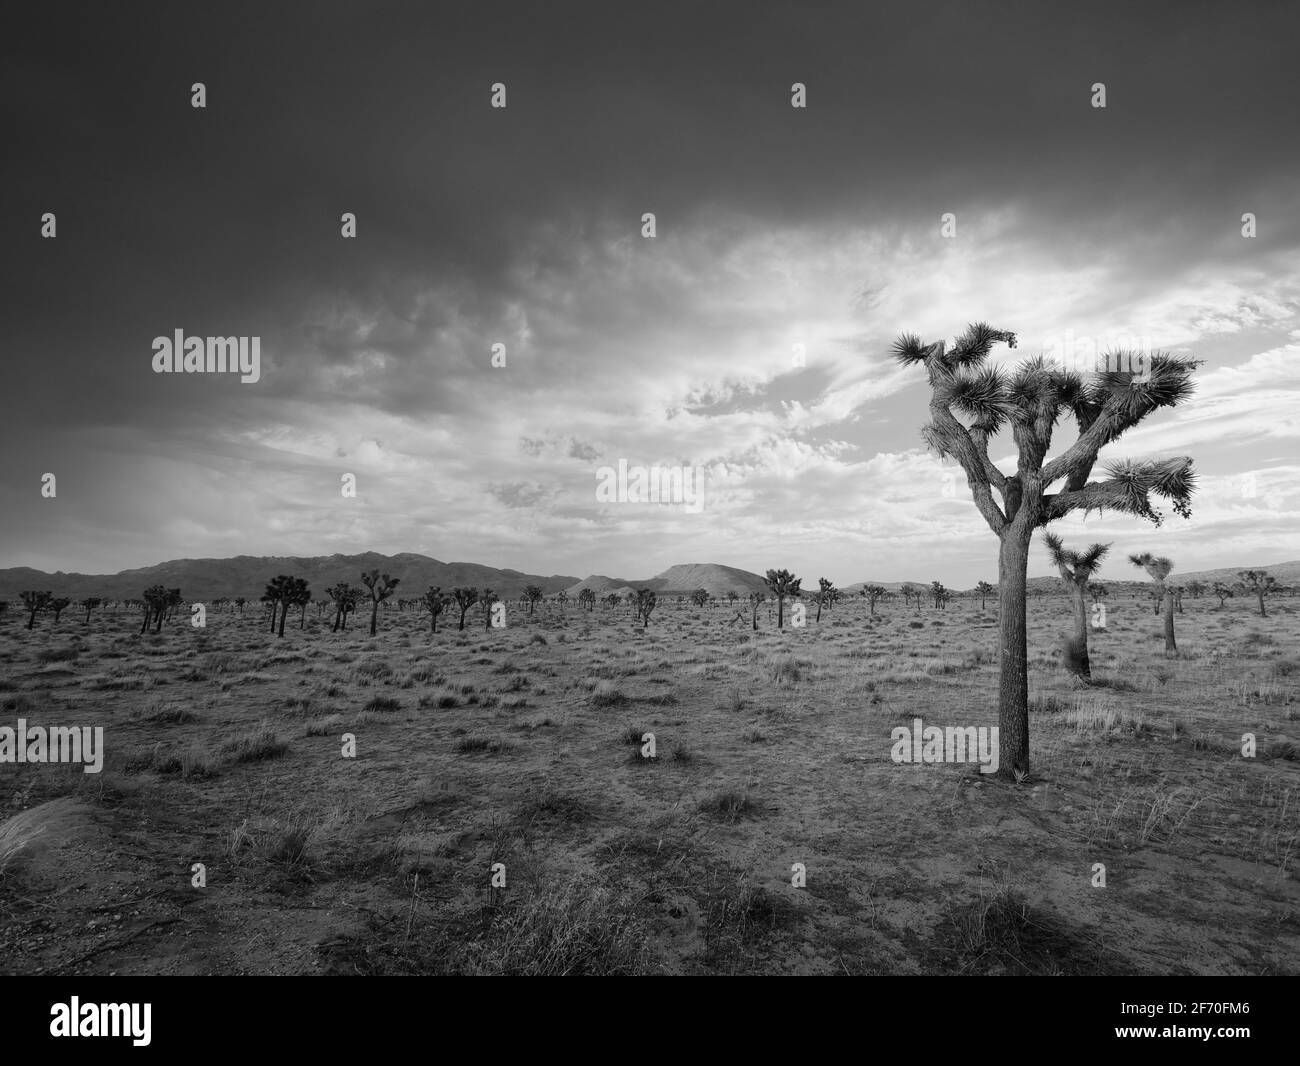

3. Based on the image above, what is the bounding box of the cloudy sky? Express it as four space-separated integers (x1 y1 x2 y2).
3 0 1298 586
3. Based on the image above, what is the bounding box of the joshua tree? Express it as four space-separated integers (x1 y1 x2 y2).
929 581 948 609
140 584 176 633
895 322 1196 777
1185 580 1205 600
577 588 596 612
747 591 764 631
633 588 657 627
422 587 449 633
80 597 102 624
860 584 887 617
899 582 922 612
295 585 312 629
1130 553 1178 657
21 591 52 630
727 590 739 606
263 575 295 635
234 597 246 615
764 569 801 628
48 597 71 624
1042 533 1110 679
452 587 479 631
691 588 710 608
555 590 568 611
361 569 400 636
814 578 836 622
602 592 620 611
1236 569 1275 618
1212 582 1234 609
1087 583 1108 605
524 586 543 615
476 589 496 630
974 581 994 611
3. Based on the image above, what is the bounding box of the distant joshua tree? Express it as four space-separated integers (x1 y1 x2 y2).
422 587 449 633
1212 581 1235 609
49 597 71 624
327 583 359 631
80 597 102 624
895 322 1196 777
1185 579 1206 600
1087 583 1108 605
727 590 739 606
263 575 295 636
1236 569 1275 618
361 569 399 636
634 588 657 627
602 593 620 611
814 578 837 622
524 586 543 615
1043 533 1111 679
899 583 922 612
929 581 948 609
691 588 710 608
974 581 994 611
764 569 801 629
861 584 887 617
747 591 764 631
140 584 175 633
481 589 498 630
291 580 312 630
21 591 52 630
577 588 596 612
451 587 479 631
1130 553 1178 657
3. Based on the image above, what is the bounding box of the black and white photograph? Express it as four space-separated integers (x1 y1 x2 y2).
1 0 1296 1017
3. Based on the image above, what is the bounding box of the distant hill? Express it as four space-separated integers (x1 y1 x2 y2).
565 563 768 599
0 552 580 602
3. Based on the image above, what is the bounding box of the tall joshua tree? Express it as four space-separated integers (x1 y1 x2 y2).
1236 569 1275 618
480 589 498 630
929 581 948 609
895 322 1196 777
974 581 994 611
764 569 801 629
899 582 922 612
747 591 764 631
578 588 596 612
81 597 102 624
361 569 400 636
1042 533 1110 679
1130 553 1178 657
691 588 710 608
21 591 52 630
1212 582 1234 609
50 597 71 624
422 586 449 633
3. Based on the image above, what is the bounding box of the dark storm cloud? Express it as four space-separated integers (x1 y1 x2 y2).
2 0 1298 575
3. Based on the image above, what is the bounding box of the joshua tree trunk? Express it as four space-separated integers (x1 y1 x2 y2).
1161 588 1177 657
1067 583 1090 679
369 602 379 636
279 603 289 637
997 526 1032 777
269 604 278 633
1256 590 1267 618
776 596 785 628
